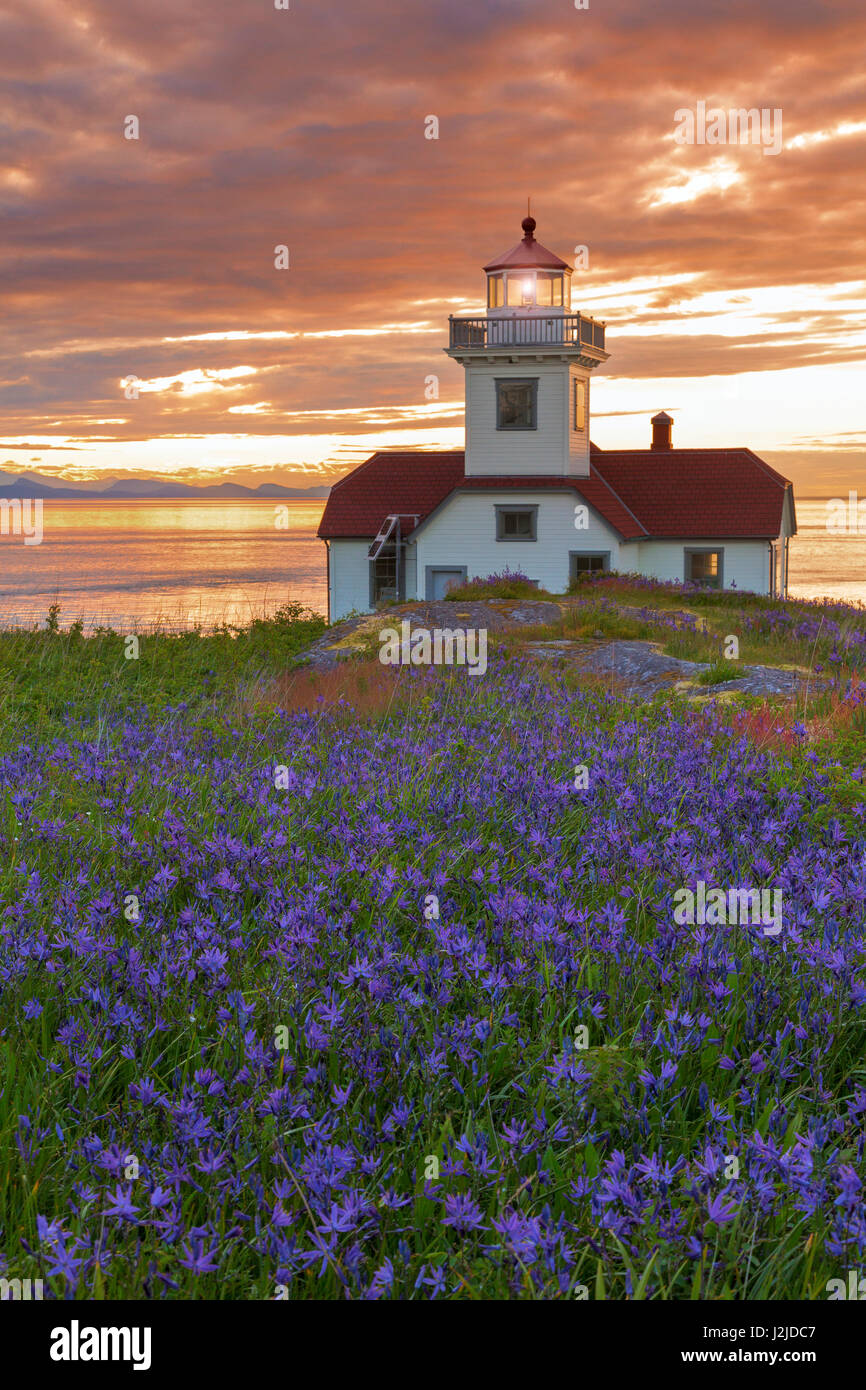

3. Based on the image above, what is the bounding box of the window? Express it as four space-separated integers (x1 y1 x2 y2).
535 273 564 307
574 379 586 431
371 553 398 603
570 551 609 579
496 506 538 541
685 548 723 589
496 378 537 430
507 274 535 307
487 274 505 308
501 271 564 307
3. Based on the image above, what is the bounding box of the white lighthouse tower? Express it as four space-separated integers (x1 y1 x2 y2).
445 213 608 478
319 208 796 617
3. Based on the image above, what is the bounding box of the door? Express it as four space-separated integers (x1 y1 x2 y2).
428 568 465 600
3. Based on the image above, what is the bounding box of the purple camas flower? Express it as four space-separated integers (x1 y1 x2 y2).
365 1258 395 1300
442 1193 485 1234
2 601 866 1297
415 1264 447 1298
102 1185 140 1222
706 1192 739 1226
177 1238 220 1275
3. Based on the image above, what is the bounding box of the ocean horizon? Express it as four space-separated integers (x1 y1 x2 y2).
0 495 862 631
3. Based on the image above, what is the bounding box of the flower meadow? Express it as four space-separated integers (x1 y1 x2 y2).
1 602 866 1301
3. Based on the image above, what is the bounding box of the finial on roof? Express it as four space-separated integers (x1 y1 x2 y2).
521 204 536 241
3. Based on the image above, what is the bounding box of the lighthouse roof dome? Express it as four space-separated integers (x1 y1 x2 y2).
483 215 572 273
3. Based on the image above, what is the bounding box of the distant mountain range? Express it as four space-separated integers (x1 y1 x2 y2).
0 469 331 501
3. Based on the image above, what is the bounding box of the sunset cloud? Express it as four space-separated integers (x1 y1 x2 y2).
126 367 260 396
0 0 863 491
648 159 741 207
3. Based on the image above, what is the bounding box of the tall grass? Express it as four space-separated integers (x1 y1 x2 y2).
0 601 326 731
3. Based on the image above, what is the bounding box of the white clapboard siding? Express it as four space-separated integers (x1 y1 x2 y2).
328 540 372 620
327 518 784 620
633 540 772 593
566 367 592 476
414 490 621 595
465 362 591 478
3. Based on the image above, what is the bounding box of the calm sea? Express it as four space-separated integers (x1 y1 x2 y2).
0 497 861 631
0 500 329 631
786 498 866 607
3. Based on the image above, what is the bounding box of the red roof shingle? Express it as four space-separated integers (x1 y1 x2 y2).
483 215 572 272
592 449 790 538
317 448 792 542
317 452 464 539
482 238 572 272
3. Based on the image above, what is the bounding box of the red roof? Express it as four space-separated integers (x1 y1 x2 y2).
592 449 790 538
317 448 791 542
483 240 571 272
317 452 464 539
483 216 571 273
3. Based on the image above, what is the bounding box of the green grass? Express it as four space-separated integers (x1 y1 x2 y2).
697 658 739 686
0 601 326 731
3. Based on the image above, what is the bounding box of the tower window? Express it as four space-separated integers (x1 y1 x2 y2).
501 271 564 307
487 274 505 308
496 506 538 541
535 273 564 307
496 378 537 430
574 379 587 431
506 274 534 307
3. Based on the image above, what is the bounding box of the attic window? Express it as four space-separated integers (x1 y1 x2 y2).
685 548 723 589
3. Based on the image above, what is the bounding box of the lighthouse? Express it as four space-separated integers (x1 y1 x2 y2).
445 214 609 479
318 209 795 619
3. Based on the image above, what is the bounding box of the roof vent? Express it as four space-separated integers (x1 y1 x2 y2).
651 411 673 451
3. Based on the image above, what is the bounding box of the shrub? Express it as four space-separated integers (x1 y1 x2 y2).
444 568 550 601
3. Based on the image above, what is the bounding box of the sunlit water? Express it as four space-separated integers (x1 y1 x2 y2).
786 498 866 608
0 496 861 632
0 500 328 631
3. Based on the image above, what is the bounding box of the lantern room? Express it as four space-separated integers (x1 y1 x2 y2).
483 215 572 315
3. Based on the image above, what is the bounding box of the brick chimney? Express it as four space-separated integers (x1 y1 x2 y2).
651 411 673 450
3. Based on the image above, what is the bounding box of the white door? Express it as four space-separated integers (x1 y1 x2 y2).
430 569 464 599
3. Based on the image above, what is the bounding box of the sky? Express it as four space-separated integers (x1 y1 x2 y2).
1 0 864 495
